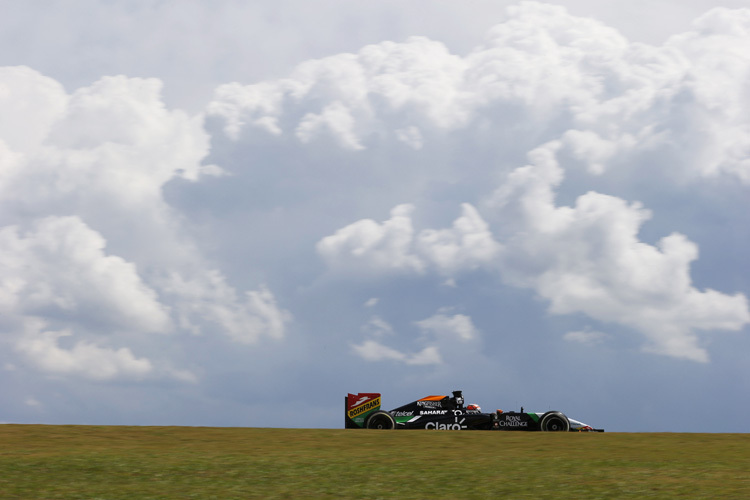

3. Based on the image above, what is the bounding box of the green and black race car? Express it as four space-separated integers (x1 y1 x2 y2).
345 390 603 432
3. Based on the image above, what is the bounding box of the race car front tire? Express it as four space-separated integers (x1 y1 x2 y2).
366 411 396 430
540 411 570 432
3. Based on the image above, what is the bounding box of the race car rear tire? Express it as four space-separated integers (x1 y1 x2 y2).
366 411 396 430
540 411 570 432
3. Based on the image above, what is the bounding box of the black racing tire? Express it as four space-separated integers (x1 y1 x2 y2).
365 411 396 430
540 411 570 432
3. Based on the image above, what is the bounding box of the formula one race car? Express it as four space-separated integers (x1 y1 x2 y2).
345 390 603 432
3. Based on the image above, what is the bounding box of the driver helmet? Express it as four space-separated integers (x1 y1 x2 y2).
466 404 481 412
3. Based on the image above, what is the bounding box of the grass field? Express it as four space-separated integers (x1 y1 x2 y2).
1 425 748 499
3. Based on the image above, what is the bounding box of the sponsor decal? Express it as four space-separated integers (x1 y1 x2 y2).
394 415 418 424
393 411 414 417
347 396 381 419
417 400 442 408
498 415 527 427
425 417 467 431
347 393 379 410
419 410 447 415
351 395 370 407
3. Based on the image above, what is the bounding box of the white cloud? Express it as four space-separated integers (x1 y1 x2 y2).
416 204 502 275
352 311 480 366
0 216 173 380
205 81 286 139
320 138 749 362
209 3 750 184
351 340 442 365
208 35 470 145
662 8 750 181
0 66 68 153
560 129 635 175
316 204 425 275
238 3 750 365
158 272 290 344
0 67 292 381
17 322 153 380
361 316 395 337
395 126 424 150
491 142 750 362
415 313 479 342
2 0 749 431
296 101 365 150
0 216 171 334
24 397 41 407
330 132 749 362
0 68 219 242
318 203 500 277
564 329 608 344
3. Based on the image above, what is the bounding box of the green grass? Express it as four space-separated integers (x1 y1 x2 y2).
1 425 748 499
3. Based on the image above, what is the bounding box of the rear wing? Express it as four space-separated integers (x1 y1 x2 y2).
345 393 381 428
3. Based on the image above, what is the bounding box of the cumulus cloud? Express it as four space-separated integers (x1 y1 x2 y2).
564 329 609 345
3 0 750 433
361 315 395 337
208 35 470 142
319 115 749 363
490 142 750 362
415 313 479 342
317 204 425 275
17 324 153 381
161 273 290 343
0 68 217 244
0 66 68 153
395 126 424 150
209 2 750 184
0 66 291 381
416 204 502 275
351 340 442 365
206 3 750 363
352 311 480 366
317 203 500 277
296 100 365 150
0 216 205 381
664 7 750 181
0 216 170 333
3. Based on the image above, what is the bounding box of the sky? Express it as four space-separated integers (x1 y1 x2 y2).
0 0 749 432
